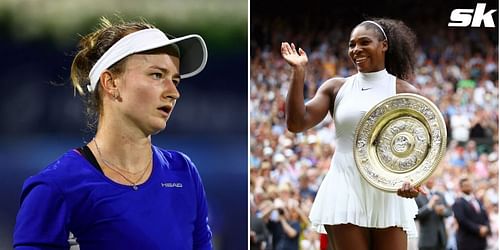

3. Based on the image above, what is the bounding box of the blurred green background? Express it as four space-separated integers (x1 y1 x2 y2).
0 0 246 49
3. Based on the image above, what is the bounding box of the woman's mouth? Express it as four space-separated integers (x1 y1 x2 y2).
157 105 172 117
355 57 367 64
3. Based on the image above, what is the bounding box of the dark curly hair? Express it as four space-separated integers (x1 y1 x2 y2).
358 18 417 80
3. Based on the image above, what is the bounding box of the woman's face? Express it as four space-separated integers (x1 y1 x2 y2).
348 25 387 73
112 51 180 135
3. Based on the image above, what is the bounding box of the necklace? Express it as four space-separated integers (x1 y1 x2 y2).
93 139 152 190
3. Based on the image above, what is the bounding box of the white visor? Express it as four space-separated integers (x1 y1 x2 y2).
88 28 208 92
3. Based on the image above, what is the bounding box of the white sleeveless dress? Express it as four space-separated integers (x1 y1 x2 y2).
308 69 418 238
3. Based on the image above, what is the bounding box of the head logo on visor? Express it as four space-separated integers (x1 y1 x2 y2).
88 28 208 92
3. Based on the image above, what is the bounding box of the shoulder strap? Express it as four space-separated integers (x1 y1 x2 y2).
76 146 103 174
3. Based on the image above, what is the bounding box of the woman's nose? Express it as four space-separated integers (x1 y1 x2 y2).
352 44 361 53
163 79 180 100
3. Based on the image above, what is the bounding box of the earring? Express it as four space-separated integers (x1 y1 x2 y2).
109 91 118 100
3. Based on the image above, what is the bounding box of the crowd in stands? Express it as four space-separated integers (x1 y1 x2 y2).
250 17 498 250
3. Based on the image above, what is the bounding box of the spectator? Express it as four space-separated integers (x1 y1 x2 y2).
251 200 270 250
415 177 452 250
452 177 490 250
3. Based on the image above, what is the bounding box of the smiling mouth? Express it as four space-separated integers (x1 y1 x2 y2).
355 57 367 64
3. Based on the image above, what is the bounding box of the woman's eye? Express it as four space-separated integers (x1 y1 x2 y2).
152 73 163 79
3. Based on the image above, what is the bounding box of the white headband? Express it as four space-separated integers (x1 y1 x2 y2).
361 21 388 40
88 28 208 92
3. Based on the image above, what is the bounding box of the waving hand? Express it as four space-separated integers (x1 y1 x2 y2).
281 42 308 67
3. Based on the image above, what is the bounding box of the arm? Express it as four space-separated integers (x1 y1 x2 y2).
415 195 433 220
13 175 70 249
279 216 298 238
295 206 310 227
252 219 269 245
281 42 339 132
259 203 274 223
441 206 453 217
479 201 491 236
190 164 213 250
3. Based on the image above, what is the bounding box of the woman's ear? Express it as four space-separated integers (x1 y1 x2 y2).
381 40 388 53
99 70 119 98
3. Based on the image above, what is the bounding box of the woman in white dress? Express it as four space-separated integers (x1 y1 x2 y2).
281 18 425 250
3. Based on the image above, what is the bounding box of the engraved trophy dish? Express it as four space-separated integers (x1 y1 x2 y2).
353 94 447 192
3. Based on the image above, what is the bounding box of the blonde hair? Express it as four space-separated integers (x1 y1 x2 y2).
70 17 155 129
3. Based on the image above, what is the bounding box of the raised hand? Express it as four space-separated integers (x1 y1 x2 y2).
434 204 445 215
281 42 308 67
428 194 440 208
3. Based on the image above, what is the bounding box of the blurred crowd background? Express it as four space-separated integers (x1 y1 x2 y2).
250 0 498 249
0 0 246 249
